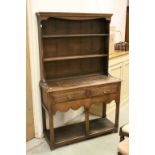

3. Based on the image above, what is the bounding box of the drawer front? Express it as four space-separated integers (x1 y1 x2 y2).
52 89 86 103
88 84 119 97
52 83 120 103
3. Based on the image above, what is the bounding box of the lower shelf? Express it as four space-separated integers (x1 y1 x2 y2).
44 118 115 148
55 120 85 144
90 117 115 135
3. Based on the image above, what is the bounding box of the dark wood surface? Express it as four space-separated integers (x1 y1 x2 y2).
42 34 109 38
38 12 110 80
125 6 129 43
44 118 115 148
44 54 107 62
41 74 120 92
36 12 112 22
37 12 121 150
44 59 107 79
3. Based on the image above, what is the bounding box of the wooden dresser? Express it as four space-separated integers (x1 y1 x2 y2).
37 12 121 150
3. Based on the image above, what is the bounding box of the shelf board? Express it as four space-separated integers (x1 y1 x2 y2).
44 121 86 146
42 34 109 38
89 118 115 136
44 54 108 62
44 118 115 148
55 121 86 145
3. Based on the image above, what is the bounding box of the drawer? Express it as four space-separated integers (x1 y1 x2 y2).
88 84 119 97
52 89 86 103
52 83 119 103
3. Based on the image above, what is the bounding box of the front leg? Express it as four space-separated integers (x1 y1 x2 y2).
114 100 120 133
47 93 55 150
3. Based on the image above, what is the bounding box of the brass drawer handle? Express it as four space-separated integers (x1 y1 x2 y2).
103 90 111 94
67 95 72 101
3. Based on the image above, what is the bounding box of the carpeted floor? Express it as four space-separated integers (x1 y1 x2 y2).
27 103 128 155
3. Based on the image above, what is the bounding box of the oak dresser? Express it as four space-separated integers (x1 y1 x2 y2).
37 12 121 150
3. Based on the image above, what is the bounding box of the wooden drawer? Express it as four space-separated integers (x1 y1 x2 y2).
87 84 118 97
52 89 86 103
52 83 119 103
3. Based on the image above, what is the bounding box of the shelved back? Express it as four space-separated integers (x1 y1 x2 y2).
37 12 112 81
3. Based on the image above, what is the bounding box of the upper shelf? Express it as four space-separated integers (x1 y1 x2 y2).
42 34 109 38
44 54 108 62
